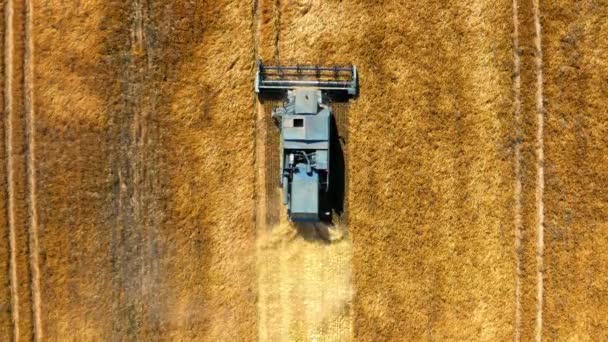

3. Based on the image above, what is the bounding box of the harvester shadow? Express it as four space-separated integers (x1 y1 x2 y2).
318 111 346 223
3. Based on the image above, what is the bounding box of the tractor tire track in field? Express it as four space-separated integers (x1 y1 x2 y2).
531 1 546 339
3 0 40 340
512 0 524 339
4 0 22 338
512 0 548 339
24 0 42 339
254 1 354 340
4 2 21 335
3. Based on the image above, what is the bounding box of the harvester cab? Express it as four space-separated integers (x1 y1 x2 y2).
255 60 358 222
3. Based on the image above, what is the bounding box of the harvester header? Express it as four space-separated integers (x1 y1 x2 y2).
255 60 358 97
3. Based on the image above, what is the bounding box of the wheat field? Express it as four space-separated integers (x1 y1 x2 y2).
0 0 606 341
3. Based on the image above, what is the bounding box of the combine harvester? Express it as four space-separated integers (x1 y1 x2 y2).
255 60 358 222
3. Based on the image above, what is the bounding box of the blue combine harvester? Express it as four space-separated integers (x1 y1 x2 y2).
255 60 358 222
